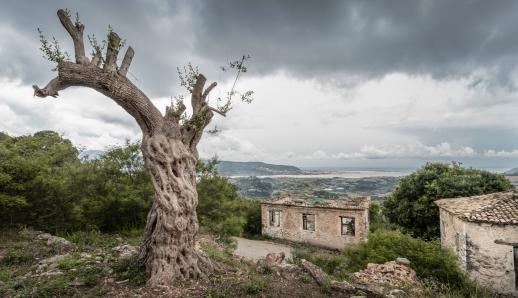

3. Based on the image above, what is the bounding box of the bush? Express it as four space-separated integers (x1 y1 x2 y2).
383 162 512 239
0 132 153 233
197 159 262 243
112 255 146 286
0 132 261 243
246 275 266 294
342 229 466 287
0 249 33 266
293 229 467 289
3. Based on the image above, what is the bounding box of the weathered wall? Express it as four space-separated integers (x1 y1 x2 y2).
439 209 518 294
261 204 369 250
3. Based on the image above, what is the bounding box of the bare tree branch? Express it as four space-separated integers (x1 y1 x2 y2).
104 31 121 72
119 46 134 76
91 53 101 67
34 61 163 134
208 106 226 117
56 9 89 65
202 82 217 100
191 74 206 115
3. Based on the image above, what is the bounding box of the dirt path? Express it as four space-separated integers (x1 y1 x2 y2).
233 237 293 262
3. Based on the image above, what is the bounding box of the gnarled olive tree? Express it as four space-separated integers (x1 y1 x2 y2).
33 9 239 286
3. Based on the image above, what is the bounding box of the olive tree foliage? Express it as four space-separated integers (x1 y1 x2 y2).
383 162 513 240
33 9 252 286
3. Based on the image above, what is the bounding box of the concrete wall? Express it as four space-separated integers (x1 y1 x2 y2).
439 209 518 294
261 203 369 250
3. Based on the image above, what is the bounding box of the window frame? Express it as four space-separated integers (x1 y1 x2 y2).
340 216 355 236
269 209 281 227
302 213 316 231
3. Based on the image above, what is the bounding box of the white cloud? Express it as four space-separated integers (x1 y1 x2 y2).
484 149 518 158
285 142 478 161
1 71 518 168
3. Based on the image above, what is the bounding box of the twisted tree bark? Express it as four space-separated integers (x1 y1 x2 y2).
33 9 221 287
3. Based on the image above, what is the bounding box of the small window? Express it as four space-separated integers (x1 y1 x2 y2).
269 210 281 227
302 214 315 231
340 216 355 236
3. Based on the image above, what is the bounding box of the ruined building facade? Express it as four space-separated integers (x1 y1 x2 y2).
261 196 370 250
436 190 518 295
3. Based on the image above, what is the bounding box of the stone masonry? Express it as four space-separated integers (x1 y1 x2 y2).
261 195 370 250
435 190 518 295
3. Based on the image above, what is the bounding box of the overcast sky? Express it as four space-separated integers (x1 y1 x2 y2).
1 0 518 169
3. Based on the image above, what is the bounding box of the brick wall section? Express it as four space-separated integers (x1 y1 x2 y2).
261 203 369 250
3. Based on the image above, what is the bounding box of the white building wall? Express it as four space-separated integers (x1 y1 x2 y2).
439 209 518 295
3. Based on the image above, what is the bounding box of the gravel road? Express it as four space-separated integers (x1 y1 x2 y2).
233 237 293 262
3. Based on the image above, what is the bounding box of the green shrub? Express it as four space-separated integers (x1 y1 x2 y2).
0 249 33 266
292 249 346 278
57 254 82 270
293 229 467 290
77 266 105 287
201 242 232 262
342 229 466 287
112 255 146 286
197 159 262 242
33 275 71 297
246 275 266 294
61 229 118 248
384 162 512 239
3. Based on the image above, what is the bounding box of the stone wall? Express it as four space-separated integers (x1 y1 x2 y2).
439 209 518 294
261 203 369 250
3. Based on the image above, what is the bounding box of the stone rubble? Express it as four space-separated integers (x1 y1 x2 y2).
265 252 285 265
112 244 139 259
300 258 423 297
35 232 76 254
351 260 424 296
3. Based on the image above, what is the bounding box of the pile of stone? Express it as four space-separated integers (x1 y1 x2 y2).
300 257 423 298
112 244 139 259
35 232 76 254
351 258 423 295
256 252 299 278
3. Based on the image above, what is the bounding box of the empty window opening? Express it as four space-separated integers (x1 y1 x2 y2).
340 216 355 236
302 214 315 231
269 210 281 227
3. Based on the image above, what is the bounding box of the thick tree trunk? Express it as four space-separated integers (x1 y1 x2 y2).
138 132 213 286
33 9 222 287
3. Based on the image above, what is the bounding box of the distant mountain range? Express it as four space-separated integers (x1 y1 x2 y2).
215 161 303 176
79 151 302 177
504 167 518 176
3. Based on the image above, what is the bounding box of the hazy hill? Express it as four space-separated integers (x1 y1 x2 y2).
215 161 303 176
504 167 518 176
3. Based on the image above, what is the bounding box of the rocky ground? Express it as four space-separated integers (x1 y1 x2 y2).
0 228 426 297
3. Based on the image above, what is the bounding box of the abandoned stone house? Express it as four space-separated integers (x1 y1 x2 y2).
260 195 371 250
435 190 518 295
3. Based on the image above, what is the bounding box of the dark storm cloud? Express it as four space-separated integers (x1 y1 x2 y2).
194 0 518 85
2 0 518 95
0 0 197 96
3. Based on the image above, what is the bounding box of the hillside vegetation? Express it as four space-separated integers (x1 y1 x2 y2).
0 131 260 241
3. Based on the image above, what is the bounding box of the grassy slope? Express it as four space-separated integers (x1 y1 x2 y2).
0 228 329 298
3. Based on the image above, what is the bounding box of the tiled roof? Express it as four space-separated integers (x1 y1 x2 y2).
261 195 370 210
435 190 518 225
